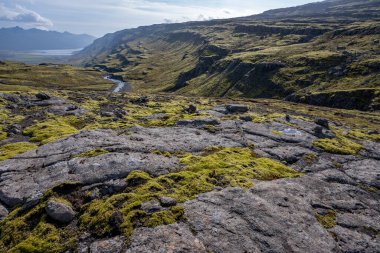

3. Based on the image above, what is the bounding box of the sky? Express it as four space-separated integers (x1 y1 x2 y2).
0 0 318 37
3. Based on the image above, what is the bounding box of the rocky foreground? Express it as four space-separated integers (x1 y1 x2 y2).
0 91 379 252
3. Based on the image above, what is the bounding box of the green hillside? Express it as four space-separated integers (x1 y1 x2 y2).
72 0 380 111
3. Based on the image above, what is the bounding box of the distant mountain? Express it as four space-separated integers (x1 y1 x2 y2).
0 27 96 51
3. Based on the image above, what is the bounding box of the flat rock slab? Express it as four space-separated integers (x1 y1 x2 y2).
128 174 380 252
0 127 241 207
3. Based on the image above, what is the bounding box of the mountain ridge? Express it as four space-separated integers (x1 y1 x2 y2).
0 27 96 51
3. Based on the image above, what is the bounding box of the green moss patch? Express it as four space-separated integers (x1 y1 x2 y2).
315 210 337 229
181 147 302 187
0 142 38 161
0 130 7 141
313 136 363 155
23 116 84 144
75 148 109 158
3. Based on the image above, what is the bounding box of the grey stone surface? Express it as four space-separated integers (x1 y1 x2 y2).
126 223 207 253
344 159 380 188
184 185 336 253
179 175 380 253
0 203 8 220
90 236 125 253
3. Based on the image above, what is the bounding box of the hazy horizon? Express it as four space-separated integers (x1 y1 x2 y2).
0 0 318 37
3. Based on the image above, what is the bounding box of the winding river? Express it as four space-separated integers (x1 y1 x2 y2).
104 76 132 93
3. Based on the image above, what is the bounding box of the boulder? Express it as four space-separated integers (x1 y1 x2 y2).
45 199 75 223
35 93 51 100
184 105 197 114
159 197 177 207
240 115 253 122
314 126 335 139
315 118 330 129
100 111 114 117
7 124 22 135
226 104 249 114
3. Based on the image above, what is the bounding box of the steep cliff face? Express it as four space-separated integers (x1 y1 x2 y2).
72 0 380 110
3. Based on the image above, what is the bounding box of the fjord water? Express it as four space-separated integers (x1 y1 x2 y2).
26 48 83 56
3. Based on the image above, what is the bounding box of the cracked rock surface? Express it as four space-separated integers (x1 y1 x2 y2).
0 92 379 253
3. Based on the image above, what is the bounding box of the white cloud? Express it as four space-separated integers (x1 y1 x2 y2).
0 0 318 36
0 4 53 28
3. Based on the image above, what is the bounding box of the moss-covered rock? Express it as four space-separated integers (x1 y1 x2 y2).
79 147 302 242
0 196 78 253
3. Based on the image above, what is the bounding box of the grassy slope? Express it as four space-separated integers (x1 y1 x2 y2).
0 62 114 92
72 0 380 110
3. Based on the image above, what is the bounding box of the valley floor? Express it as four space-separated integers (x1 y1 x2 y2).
0 85 379 252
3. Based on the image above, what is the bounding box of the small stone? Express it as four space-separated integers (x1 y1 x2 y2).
45 199 76 223
226 104 249 114
114 108 127 119
314 126 324 138
315 118 329 129
368 130 379 135
100 111 114 117
131 96 149 104
240 115 253 122
141 200 163 214
184 105 197 114
35 92 51 100
88 188 101 200
7 124 22 135
104 179 127 194
0 204 8 220
314 126 335 139
109 211 123 234
6 104 18 110
66 104 78 111
285 115 291 122
159 197 177 207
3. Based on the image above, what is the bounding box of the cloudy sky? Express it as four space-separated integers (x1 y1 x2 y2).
0 0 317 37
